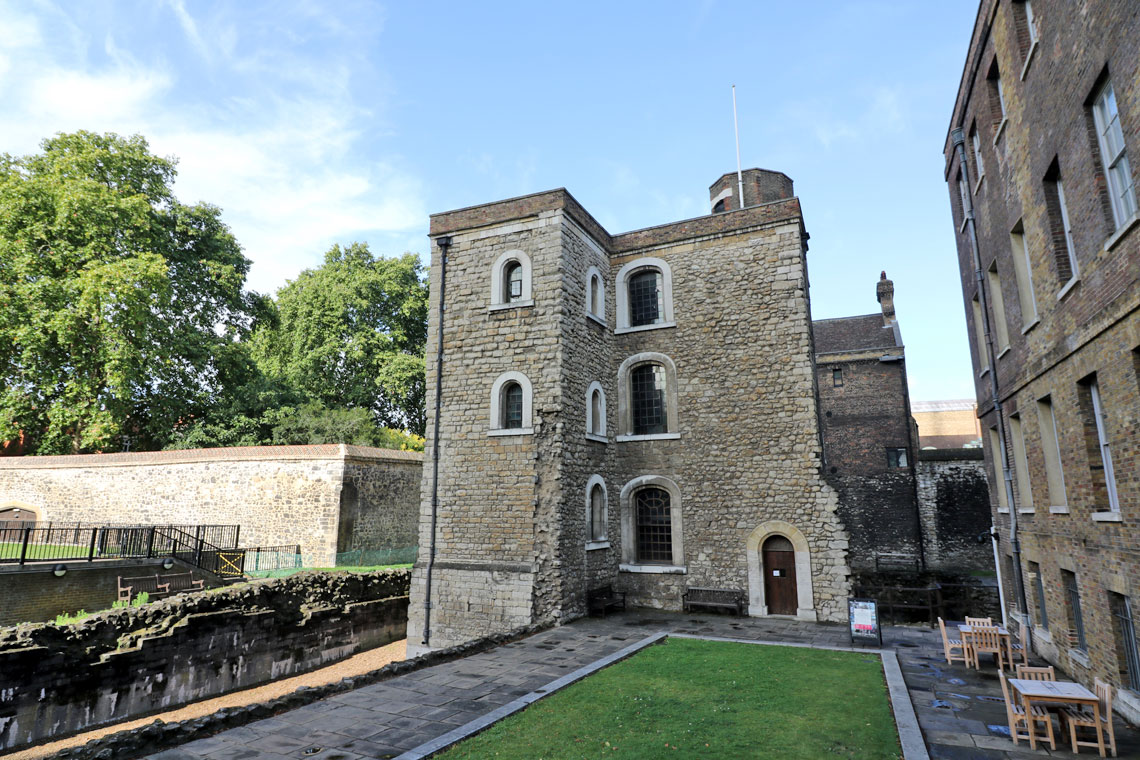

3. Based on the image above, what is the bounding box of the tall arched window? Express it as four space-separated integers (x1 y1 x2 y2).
586 475 608 547
585 380 607 441
630 364 667 435
489 371 533 435
615 258 674 333
490 249 533 310
635 487 672 563
585 265 606 324
616 353 679 441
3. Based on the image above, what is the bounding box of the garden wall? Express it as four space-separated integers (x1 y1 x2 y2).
0 569 410 751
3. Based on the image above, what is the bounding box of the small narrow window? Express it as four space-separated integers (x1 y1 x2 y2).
1009 413 1033 510
1036 396 1067 507
971 124 985 180
989 426 1009 510
1092 78 1137 227
886 447 909 468
635 487 672 564
957 170 970 221
1009 222 1037 326
987 60 1007 129
1109 593 1140 692
1025 0 1038 44
590 274 601 315
987 261 1011 351
504 262 523 302
589 483 606 541
1030 561 1048 630
591 390 602 433
832 367 843 387
502 382 523 428
1078 374 1119 512
1062 569 1087 651
972 295 989 371
713 198 727 213
1043 161 1079 285
628 270 663 327
631 364 668 435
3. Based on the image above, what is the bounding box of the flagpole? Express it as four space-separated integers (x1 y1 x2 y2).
733 85 745 209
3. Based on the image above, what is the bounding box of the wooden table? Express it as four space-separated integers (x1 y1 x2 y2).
958 624 1014 668
1009 678 1104 754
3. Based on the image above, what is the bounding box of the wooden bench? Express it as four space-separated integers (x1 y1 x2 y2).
683 587 746 615
118 574 170 602
587 584 626 617
163 572 204 594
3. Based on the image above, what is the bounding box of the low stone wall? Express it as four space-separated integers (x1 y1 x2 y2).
0 569 411 752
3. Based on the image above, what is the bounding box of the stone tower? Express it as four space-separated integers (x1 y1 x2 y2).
408 170 850 654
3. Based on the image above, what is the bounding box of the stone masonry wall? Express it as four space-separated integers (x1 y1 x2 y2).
915 450 992 572
0 446 423 567
0 569 410 751
340 454 423 554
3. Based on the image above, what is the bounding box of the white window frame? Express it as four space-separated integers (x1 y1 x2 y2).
958 171 970 230
1009 224 1038 328
972 295 990 373
990 426 1010 512
996 74 1007 120
618 474 685 573
971 125 986 183
1036 396 1067 510
585 265 606 324
616 352 680 441
1055 178 1080 287
585 474 609 549
585 380 607 442
488 371 534 436
1088 377 1120 512
1009 413 1034 512
489 249 534 310
987 261 1011 353
1025 0 1038 44
615 257 675 333
1092 79 1138 228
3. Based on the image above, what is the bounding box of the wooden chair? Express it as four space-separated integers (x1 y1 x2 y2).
1059 678 1116 757
1010 619 1028 664
969 625 1007 670
938 617 968 665
1000 671 1056 750
1015 664 1055 681
966 616 993 626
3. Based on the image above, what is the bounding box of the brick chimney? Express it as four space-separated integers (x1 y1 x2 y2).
876 271 895 326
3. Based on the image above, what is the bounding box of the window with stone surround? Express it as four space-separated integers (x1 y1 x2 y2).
619 475 684 571
972 295 990 372
986 260 1011 353
1013 0 1039 67
832 367 843 387
1009 413 1033 511
489 249 533 310
586 265 605 323
1090 77 1137 230
1043 160 1079 286
489 371 533 436
1076 373 1119 513
585 475 608 547
987 59 1007 134
615 258 674 333
1009 221 1037 327
586 380 607 441
617 352 679 441
1036 395 1067 508
1109 592 1140 692
970 123 985 183
989 426 1010 511
1061 569 1087 652
1029 560 1049 631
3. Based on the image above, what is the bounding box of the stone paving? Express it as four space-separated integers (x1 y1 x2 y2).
147 611 1140 760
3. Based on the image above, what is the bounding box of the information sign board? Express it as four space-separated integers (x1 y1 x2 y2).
848 598 881 646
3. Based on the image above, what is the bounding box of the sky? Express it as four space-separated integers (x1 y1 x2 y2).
0 0 982 402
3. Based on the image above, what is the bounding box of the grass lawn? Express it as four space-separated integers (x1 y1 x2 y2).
0 541 90 560
435 638 901 760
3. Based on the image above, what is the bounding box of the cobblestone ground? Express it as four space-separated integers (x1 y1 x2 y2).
148 612 1140 760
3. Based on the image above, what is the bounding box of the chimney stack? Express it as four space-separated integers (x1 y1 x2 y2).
876 271 896 326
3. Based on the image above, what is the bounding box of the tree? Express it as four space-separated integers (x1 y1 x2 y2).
251 243 428 434
0 131 257 453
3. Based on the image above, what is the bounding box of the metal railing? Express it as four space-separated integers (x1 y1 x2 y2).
244 545 303 573
0 523 242 572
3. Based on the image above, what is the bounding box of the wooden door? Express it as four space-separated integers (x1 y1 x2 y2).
763 535 798 615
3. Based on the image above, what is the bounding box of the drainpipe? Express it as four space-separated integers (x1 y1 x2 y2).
422 234 451 648
950 128 1030 643
990 527 1009 628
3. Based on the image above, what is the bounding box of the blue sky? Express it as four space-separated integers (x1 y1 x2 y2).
0 0 980 402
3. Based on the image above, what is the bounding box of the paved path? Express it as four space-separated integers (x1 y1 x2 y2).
148 612 1140 759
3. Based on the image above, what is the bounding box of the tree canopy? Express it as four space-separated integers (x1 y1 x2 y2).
250 243 429 435
0 131 258 454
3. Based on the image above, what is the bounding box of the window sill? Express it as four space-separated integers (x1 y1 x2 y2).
586 312 607 328
973 174 985 195
996 346 1011 360
1092 511 1123 523
992 117 1008 146
585 540 610 552
488 427 534 437
619 563 686 574
1018 507 1036 515
1049 505 1070 514
1104 211 1140 252
616 433 681 442
959 217 969 234
979 366 991 378
614 321 676 335
1019 39 1038 81
1033 626 1051 644
585 433 608 443
997 508 1010 514
1057 275 1080 301
1068 648 1091 669
1020 317 1039 335
489 300 534 312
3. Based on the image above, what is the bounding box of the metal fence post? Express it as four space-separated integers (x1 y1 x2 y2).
88 528 98 562
146 526 156 558
19 527 31 566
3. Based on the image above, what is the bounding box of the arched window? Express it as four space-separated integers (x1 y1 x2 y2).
490 249 533 310
585 380 607 441
585 265 605 324
489 371 533 435
585 474 608 547
618 475 684 570
616 353 679 441
615 258 674 332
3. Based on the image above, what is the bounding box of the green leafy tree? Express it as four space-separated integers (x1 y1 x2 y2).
0 131 257 453
252 243 428 434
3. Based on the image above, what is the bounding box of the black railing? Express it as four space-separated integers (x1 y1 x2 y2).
0 523 242 571
244 545 303 573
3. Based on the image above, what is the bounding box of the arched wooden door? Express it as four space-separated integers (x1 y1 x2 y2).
762 535 798 615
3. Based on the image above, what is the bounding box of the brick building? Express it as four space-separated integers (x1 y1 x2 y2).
408 169 852 653
945 0 1140 722
912 400 982 450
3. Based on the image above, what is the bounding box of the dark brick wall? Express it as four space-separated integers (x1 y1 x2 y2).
916 450 992 572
